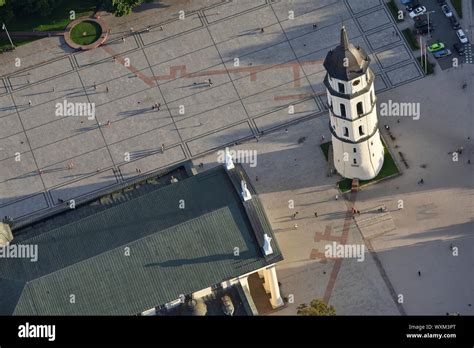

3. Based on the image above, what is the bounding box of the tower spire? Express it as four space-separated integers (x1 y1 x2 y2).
340 26 349 49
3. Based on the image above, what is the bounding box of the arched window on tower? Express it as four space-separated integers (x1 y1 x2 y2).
356 102 363 116
338 83 345 94
359 125 365 136
343 127 349 137
340 104 346 117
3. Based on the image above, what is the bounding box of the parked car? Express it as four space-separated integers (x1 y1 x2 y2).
409 6 427 18
441 4 453 17
428 42 445 52
453 43 465 55
415 26 435 35
449 16 461 30
456 29 469 44
415 18 433 29
406 2 420 12
437 0 446 5
433 48 452 58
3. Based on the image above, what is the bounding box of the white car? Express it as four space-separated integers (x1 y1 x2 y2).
456 29 469 44
409 6 427 19
441 4 453 17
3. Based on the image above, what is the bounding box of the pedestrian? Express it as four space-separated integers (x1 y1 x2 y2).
321 135 325 143
208 78 212 86
459 147 463 155
52 87 55 92
121 37 125 42
357 209 361 216
294 223 298 229
199 162 204 168
449 243 454 251
468 160 471 164
105 86 109 93
418 178 424 184
314 212 318 217
28 100 32 106
285 128 288 134
130 27 134 32
112 56 116 62
93 82 96 90
292 211 299 218
255 176 259 182
146 26 150 32
418 271 421 277
67 161 74 170
156 103 161 111
335 194 338 200
260 28 264 33
106 120 111 127
392 30 395 36
396 31 399 37
38 169 44 175
159 26 163 31
161 144 165 153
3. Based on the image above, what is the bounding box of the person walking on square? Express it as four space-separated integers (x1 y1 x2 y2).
161 144 165 153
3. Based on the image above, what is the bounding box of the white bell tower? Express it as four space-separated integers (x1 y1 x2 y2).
323 26 384 180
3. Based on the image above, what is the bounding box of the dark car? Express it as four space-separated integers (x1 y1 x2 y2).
453 43 465 55
415 26 435 35
449 16 461 30
437 0 446 5
406 1 420 12
415 18 433 28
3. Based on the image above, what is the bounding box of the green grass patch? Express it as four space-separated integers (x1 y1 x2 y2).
417 56 435 75
387 0 403 23
1 0 97 32
337 144 400 192
70 20 101 45
451 0 463 18
320 142 331 161
0 37 38 50
402 28 420 51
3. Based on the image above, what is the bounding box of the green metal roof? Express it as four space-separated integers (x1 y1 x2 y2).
0 165 282 315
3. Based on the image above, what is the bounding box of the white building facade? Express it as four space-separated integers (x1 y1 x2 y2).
323 27 384 180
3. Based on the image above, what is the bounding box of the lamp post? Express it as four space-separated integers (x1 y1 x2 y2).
2 23 15 49
426 10 435 39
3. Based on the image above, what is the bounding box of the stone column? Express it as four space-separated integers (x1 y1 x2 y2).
263 265 284 308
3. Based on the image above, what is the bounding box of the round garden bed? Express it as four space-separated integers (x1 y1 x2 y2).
70 20 102 46
64 17 109 50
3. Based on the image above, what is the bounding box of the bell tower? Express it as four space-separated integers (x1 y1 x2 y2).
323 26 384 180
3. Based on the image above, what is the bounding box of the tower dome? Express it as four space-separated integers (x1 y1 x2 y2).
323 26 370 81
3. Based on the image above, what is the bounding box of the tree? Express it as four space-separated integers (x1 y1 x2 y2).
297 299 336 316
105 0 144 17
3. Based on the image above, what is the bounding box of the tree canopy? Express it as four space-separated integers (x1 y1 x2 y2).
297 299 336 316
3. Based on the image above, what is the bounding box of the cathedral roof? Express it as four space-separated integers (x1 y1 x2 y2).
323 26 370 81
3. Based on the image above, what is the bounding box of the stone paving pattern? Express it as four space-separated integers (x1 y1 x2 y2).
0 0 423 220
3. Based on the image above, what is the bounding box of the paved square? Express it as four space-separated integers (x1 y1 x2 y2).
0 0 423 221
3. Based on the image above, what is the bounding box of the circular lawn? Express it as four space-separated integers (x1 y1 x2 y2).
70 20 102 46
